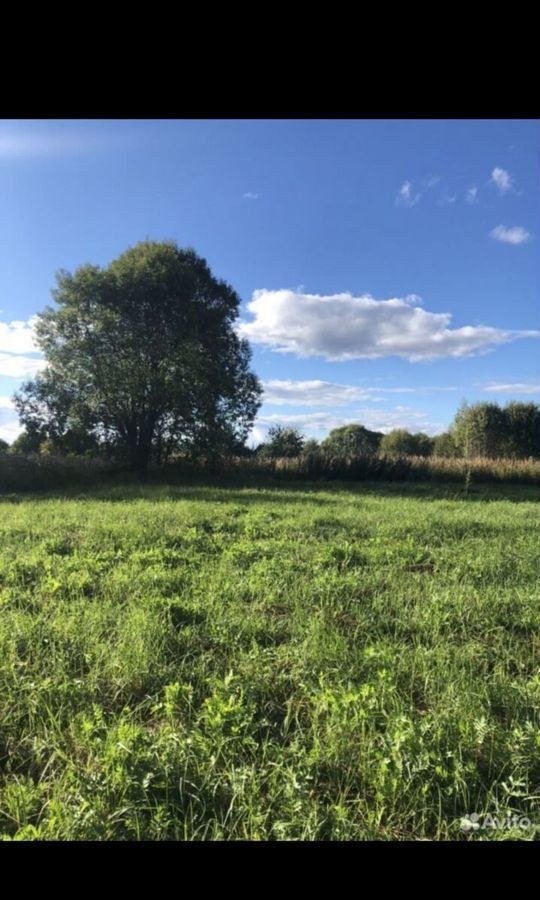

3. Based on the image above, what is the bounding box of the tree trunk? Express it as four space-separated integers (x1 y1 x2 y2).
126 425 151 479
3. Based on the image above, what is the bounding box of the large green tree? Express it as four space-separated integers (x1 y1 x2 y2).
380 429 434 457
451 400 539 459
257 425 305 458
452 401 507 458
321 424 382 456
14 241 262 474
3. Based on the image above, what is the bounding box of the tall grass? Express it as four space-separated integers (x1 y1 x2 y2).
213 453 540 485
2 451 539 494
0 453 121 493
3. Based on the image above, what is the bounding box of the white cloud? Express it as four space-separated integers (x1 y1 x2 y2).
396 181 420 207
397 175 464 207
255 412 352 437
490 225 531 245
403 293 423 306
0 316 43 378
465 186 478 204
238 290 539 362
483 382 540 395
0 398 21 444
248 425 268 447
491 167 513 195
252 406 444 442
370 386 457 394
262 380 374 406
0 316 44 377
262 379 458 406
243 192 260 200
0 316 39 354
0 353 45 378
353 406 443 436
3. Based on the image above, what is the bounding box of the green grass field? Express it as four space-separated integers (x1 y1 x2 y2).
1 481 539 840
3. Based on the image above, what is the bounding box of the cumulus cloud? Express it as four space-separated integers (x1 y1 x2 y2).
465 186 478 204
396 181 420 207
238 290 539 362
491 167 513 195
483 382 540 394
490 225 531 245
243 192 260 200
0 316 39 354
0 316 43 378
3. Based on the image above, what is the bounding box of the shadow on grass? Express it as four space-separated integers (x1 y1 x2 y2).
1 475 538 505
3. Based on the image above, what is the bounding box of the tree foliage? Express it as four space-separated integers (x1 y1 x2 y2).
14 241 262 473
257 425 305 458
432 431 461 458
8 430 43 455
302 438 320 454
501 402 540 459
452 401 506 458
380 429 434 457
321 424 382 456
451 401 539 460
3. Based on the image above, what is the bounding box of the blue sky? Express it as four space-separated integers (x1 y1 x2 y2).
1 118 538 444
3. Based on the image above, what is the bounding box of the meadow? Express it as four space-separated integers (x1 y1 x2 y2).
0 480 539 840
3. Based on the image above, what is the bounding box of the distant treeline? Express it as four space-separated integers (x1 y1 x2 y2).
1 400 539 492
3 400 539 465
253 400 540 461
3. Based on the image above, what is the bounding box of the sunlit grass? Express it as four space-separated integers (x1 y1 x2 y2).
1 481 539 840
